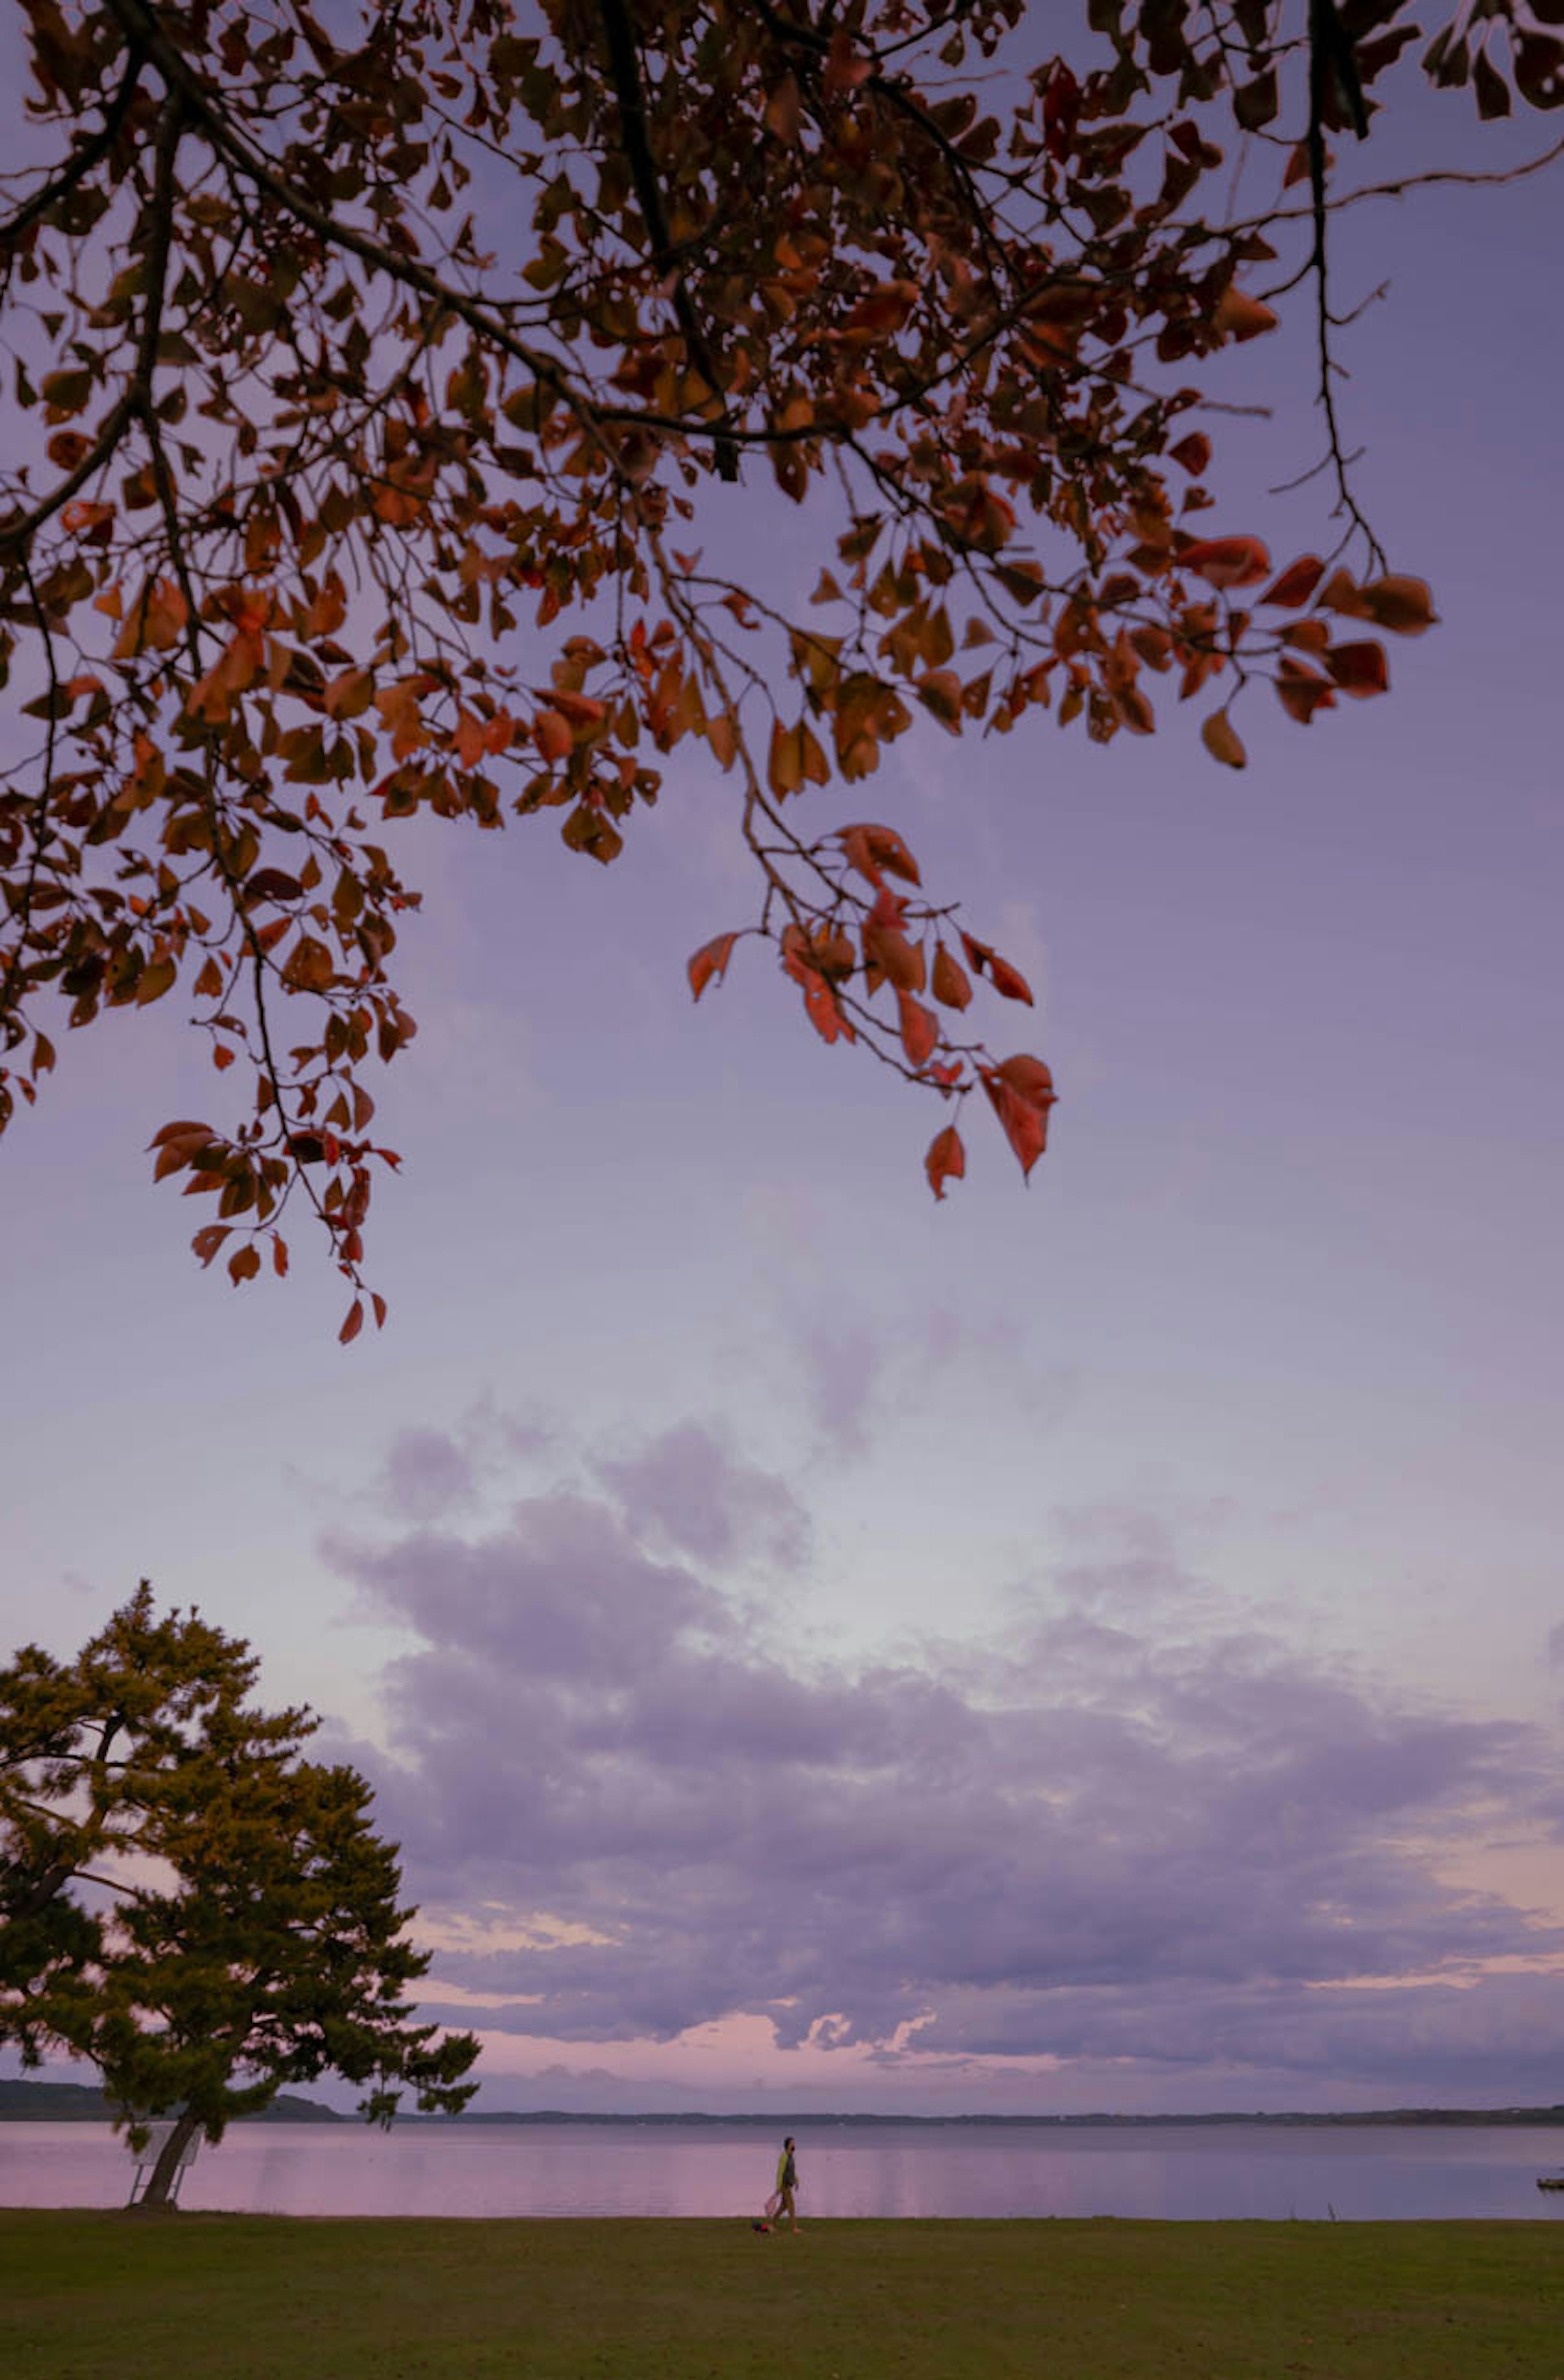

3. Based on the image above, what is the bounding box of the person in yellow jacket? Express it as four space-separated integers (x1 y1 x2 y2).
771 2136 800 2232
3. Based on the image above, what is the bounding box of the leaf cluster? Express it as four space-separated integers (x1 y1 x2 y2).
0 1 1554 1320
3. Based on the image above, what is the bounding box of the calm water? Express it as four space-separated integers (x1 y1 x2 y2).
5 2121 1564 2220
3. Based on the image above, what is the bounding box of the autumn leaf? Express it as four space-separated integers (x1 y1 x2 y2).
897 992 938 1068
1201 708 1247 767
1359 575 1437 634
1324 641 1389 697
688 931 739 1001
982 1056 1056 1181
931 942 972 1011
925 1124 966 1201
1178 536 1271 590
1212 286 1279 341
1261 555 1326 609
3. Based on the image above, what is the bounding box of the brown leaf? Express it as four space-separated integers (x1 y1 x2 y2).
1260 554 1326 608
925 1124 966 1201
897 992 938 1068
931 942 972 1011
1359 574 1436 634
1324 641 1389 697
1178 536 1271 590
1201 708 1247 767
1212 286 1279 341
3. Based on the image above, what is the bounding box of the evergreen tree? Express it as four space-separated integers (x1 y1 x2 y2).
1 1590 479 2206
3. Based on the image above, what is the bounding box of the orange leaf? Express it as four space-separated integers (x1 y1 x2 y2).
765 74 802 143
340 1298 364 1345
1260 554 1326 608
1201 708 1247 767
1359 574 1437 634
925 1124 966 1201
1316 568 1372 620
987 953 1033 1005
897 992 938 1068
534 707 573 762
1212 286 1279 341
688 931 739 1001
916 669 964 732
982 1068 1052 1181
281 935 335 994
839 823 921 888
931 942 972 1011
228 1243 261 1285
1178 536 1271 590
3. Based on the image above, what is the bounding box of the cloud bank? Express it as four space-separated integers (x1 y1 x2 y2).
323 1419 1564 2105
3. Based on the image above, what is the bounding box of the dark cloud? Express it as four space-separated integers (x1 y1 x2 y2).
325 1497 1564 2097
593 1423 809 1572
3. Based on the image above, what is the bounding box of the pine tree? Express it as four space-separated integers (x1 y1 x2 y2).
1 1590 479 2206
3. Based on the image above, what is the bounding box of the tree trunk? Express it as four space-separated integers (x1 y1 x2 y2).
138 2109 199 2208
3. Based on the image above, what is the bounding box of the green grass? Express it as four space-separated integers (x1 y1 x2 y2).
2 2211 1561 2379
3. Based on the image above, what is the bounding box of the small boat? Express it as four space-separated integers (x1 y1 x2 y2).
1536 2177 1564 2193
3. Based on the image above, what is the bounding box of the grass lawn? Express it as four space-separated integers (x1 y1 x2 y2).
2 2211 1560 2379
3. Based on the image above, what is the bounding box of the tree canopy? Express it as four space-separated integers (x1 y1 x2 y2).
0 1585 479 2206
2 0 1557 1334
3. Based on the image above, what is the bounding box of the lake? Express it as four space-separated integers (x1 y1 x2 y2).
5 2121 1564 2220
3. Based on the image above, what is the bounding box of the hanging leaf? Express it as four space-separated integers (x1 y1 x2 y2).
688 931 739 1001
925 1124 966 1201
1201 708 1247 767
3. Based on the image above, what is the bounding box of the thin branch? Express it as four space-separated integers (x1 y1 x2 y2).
0 51 144 247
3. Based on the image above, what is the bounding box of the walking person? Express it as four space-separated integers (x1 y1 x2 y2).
773 2135 801 2233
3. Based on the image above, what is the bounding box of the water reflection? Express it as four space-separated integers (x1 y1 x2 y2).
4 2121 1564 2222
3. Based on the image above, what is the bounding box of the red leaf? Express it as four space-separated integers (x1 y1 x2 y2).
988 953 1034 1005
925 1124 966 1201
931 942 972 1011
339 1298 364 1345
897 993 938 1068
983 1072 1051 1181
839 823 922 887
1168 432 1210 475
191 1224 231 1267
534 707 573 762
1178 535 1271 590
1260 554 1326 608
1275 661 1336 724
992 1054 1057 1107
228 1243 261 1285
1324 641 1389 697
688 931 739 1001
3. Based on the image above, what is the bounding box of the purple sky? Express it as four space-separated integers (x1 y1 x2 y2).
3 41 1562 2114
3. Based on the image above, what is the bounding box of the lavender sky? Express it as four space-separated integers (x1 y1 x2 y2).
3 34 1561 2115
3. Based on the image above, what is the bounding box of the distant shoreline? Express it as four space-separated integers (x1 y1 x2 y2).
6 2080 1564 2129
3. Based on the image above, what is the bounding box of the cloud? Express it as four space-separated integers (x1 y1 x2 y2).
593 1423 809 1572
380 1428 475 1524
323 1485 1564 2098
